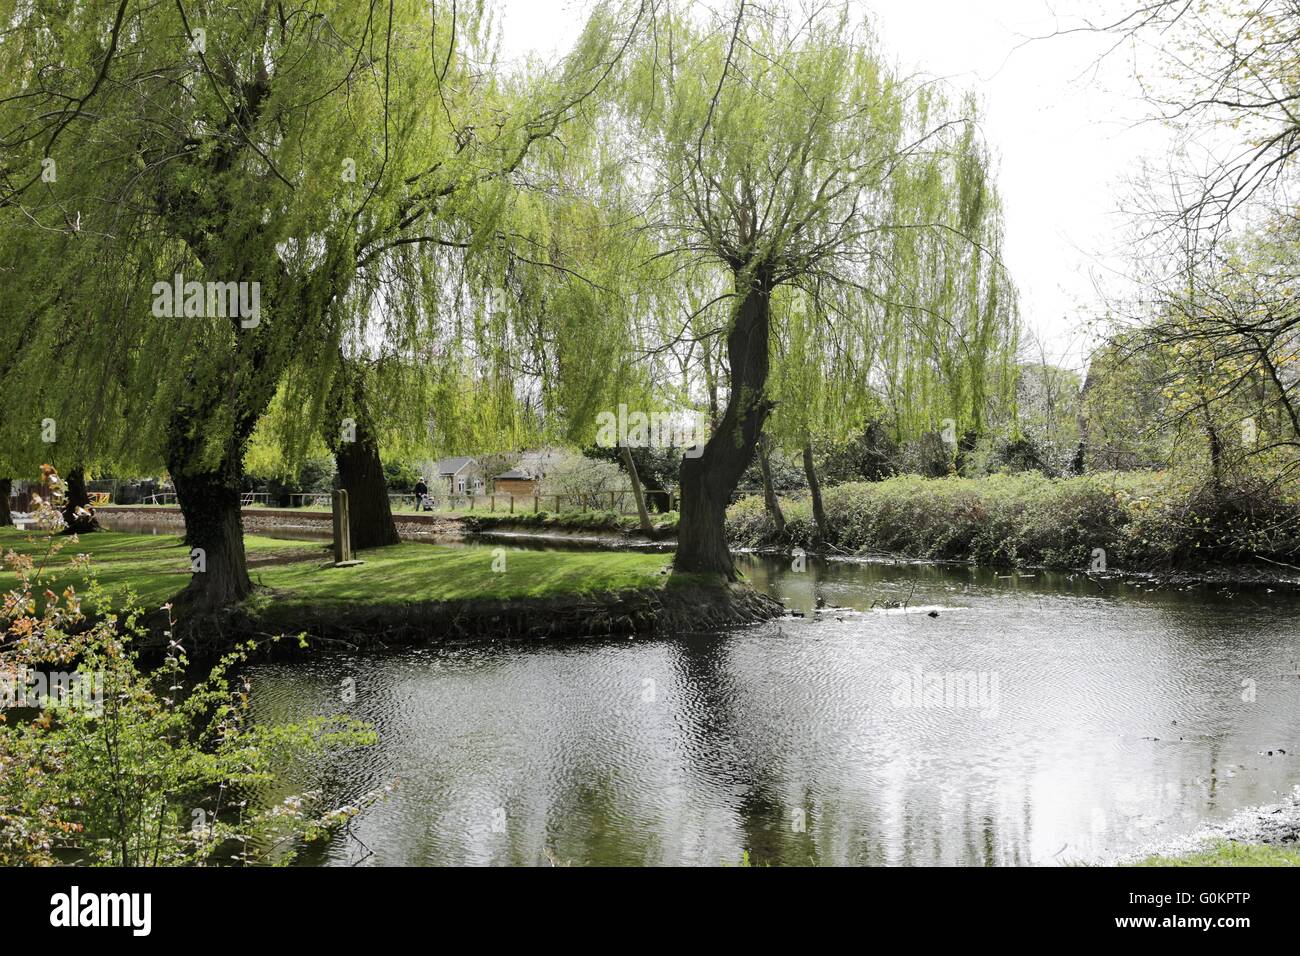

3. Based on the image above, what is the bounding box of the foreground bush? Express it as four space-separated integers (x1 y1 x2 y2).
1 472 378 865
726 472 1300 572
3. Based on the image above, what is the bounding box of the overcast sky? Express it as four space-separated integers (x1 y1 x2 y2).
494 0 1171 371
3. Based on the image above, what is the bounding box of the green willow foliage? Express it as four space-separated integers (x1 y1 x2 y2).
763 95 1020 456
1 0 1019 500
0 0 643 476
585 3 1019 458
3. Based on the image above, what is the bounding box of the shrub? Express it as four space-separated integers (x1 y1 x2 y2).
1 469 379 865
539 452 626 509
725 471 1300 572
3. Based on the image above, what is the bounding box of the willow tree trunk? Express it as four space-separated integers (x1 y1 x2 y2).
328 356 400 551
170 457 253 610
335 423 401 551
675 271 773 578
803 443 828 548
620 444 655 537
758 435 786 539
61 468 92 526
0 479 11 526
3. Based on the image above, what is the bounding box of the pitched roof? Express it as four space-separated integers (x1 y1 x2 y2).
434 456 476 476
493 447 561 481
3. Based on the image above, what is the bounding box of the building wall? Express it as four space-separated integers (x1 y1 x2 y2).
493 478 539 497
442 469 486 495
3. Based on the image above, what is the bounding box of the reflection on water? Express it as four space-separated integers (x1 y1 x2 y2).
248 554 1300 866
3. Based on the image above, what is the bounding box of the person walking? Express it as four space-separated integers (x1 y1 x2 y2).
413 476 429 511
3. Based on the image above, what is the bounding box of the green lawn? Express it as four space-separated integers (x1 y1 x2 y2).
1134 841 1300 867
0 528 323 608
248 542 672 608
0 527 674 615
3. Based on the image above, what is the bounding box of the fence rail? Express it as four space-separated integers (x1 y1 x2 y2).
413 489 676 515
45 487 682 516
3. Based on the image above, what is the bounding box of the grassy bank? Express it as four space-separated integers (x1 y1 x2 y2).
727 472 1300 574
0 527 785 653
0 528 675 612
1134 841 1300 867
94 503 680 535
0 529 323 608
463 508 679 535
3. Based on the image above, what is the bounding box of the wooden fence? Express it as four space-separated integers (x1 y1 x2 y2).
444 489 675 515
65 486 679 515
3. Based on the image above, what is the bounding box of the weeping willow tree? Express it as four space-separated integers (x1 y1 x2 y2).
0 0 646 605
602 1 1021 578
765 94 1021 527
232 3 658 552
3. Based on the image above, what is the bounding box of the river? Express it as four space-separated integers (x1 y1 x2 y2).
239 548 1300 866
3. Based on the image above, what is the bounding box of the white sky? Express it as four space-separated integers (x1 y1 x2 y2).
494 0 1172 372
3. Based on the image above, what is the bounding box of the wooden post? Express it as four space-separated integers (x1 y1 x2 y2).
509 495 514 514
534 495 540 513
490 495 496 512
619 445 655 536
332 489 363 567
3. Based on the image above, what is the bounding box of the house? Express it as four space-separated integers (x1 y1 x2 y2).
434 457 485 496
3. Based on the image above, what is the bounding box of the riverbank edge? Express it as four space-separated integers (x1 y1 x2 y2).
740 543 1300 591
1118 787 1300 866
156 579 787 660
727 474 1300 589
94 505 666 549
95 505 1300 587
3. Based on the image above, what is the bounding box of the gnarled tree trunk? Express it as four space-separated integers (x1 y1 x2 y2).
335 420 401 551
164 385 260 611
674 269 774 578
170 457 253 610
63 468 90 512
0 479 11 526
61 467 99 532
328 359 400 552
